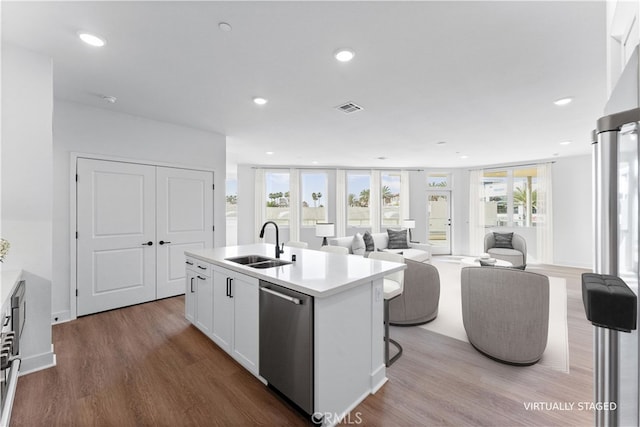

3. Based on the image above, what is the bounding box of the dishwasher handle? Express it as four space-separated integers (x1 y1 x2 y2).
260 286 302 305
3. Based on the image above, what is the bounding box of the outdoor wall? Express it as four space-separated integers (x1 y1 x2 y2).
1 44 53 281
52 100 226 322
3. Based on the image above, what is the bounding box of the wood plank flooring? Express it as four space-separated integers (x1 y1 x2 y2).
11 263 594 426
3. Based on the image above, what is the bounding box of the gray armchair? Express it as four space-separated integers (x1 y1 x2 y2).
484 232 527 269
389 259 440 325
461 266 549 365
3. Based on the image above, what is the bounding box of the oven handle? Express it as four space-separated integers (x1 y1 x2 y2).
2 316 9 328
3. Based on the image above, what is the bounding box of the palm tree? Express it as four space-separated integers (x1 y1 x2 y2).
359 189 370 207
382 185 393 204
311 192 323 207
348 193 357 207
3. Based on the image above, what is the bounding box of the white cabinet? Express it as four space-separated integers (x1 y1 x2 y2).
211 266 259 375
185 258 213 337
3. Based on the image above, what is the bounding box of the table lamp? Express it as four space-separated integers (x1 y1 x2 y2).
315 223 335 246
402 219 416 243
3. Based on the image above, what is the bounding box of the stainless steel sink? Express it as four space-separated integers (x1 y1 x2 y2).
225 255 272 265
225 255 292 269
249 259 292 269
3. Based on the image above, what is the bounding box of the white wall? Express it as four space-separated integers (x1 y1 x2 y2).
1 44 53 280
52 100 226 322
552 155 593 268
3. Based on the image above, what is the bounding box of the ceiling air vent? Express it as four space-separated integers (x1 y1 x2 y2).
335 102 363 114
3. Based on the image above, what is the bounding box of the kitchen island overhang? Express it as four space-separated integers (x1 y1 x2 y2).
185 243 406 426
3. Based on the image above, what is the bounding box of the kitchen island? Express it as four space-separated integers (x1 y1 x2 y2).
185 243 405 426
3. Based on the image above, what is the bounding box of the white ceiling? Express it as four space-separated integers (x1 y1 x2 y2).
2 1 607 172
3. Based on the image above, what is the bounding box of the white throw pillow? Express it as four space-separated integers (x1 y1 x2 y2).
352 232 366 256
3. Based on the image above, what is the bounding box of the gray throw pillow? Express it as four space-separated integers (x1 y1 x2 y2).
351 232 365 256
493 232 514 249
387 229 409 249
363 231 375 252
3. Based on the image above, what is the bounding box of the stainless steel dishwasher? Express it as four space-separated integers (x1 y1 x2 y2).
259 281 314 415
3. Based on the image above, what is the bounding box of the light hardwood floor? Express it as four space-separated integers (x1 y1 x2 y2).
11 263 594 426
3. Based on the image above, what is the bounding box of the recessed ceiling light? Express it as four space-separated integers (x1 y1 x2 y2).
266 151 274 155
559 140 572 145
253 97 268 105
436 141 447 145
554 97 573 106
78 31 106 47
376 156 387 160
460 155 469 159
553 152 560 156
102 95 117 104
334 48 355 62
218 22 232 32
311 161 319 165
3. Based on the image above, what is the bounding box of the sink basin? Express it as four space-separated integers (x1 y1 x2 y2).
249 259 292 269
225 255 272 265
225 255 292 269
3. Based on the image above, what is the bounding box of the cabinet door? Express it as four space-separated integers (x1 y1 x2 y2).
185 267 197 323
77 158 157 316
195 273 213 337
211 269 233 352
231 274 259 374
156 167 213 299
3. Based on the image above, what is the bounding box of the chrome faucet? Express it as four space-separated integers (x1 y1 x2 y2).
259 221 284 259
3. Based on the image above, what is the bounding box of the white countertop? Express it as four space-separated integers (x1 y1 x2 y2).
185 244 406 298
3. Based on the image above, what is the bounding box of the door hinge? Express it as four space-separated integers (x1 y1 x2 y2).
75 231 78 239
75 174 78 182
212 184 215 190
213 226 215 231
76 289 78 297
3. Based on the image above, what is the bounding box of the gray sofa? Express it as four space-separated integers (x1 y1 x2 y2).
461 266 549 365
329 232 431 262
389 259 440 325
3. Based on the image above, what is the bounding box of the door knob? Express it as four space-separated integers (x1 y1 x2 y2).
142 241 153 246
159 240 172 245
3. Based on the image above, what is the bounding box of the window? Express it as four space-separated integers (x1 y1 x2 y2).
265 171 290 226
481 167 538 227
301 172 328 226
347 173 371 227
225 178 237 245
428 173 449 188
381 172 401 227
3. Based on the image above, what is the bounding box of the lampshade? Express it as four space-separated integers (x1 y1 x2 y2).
315 223 335 237
402 219 416 229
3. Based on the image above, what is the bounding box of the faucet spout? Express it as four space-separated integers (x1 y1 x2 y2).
259 221 284 259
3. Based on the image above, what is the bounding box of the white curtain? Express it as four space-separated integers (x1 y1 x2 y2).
468 169 485 255
370 170 381 233
335 169 346 238
289 168 300 242
400 170 410 224
254 168 265 243
536 162 554 264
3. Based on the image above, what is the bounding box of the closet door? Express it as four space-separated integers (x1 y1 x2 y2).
156 167 213 298
77 159 157 316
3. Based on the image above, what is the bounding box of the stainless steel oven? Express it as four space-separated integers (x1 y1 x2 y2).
1 280 24 418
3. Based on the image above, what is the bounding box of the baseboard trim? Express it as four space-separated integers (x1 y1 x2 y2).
19 345 56 375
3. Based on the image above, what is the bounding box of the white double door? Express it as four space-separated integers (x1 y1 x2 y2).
77 158 213 316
